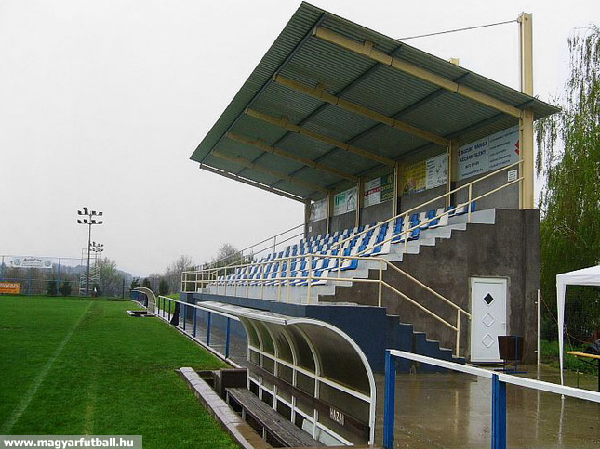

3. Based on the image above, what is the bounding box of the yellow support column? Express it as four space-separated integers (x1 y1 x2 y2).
392 163 399 216
356 178 364 227
447 140 459 207
519 12 534 209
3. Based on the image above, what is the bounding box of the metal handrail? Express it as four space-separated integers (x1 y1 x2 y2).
182 252 469 357
181 162 525 358
204 222 304 270
332 159 524 251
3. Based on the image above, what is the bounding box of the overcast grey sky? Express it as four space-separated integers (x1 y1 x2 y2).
1 0 598 276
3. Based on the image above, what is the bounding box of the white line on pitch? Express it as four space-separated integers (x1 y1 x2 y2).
0 301 93 433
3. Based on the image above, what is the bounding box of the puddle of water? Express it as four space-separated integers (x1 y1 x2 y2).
375 365 600 448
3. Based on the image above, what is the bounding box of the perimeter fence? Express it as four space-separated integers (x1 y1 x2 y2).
1 254 88 296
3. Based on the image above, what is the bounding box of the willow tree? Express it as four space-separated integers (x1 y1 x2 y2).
536 26 600 340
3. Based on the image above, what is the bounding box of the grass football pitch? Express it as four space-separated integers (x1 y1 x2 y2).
0 295 237 449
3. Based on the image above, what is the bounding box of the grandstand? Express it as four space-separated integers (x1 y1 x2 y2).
177 3 558 445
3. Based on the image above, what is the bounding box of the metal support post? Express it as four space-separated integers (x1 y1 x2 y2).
491 374 507 449
193 307 197 338
378 259 383 307
456 310 461 358
307 255 313 304
225 317 231 359
518 12 534 209
468 184 473 223
383 350 396 449
182 302 186 331
206 312 212 346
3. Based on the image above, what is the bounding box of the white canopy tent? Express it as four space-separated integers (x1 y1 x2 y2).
556 265 600 385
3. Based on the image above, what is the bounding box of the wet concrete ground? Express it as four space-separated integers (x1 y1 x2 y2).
375 366 600 448
177 312 600 448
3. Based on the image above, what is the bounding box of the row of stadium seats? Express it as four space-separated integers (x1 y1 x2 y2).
212 203 475 288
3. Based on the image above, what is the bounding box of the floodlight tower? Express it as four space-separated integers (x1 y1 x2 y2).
77 207 103 296
89 242 104 295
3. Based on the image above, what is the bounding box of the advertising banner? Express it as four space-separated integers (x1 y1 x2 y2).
0 282 21 294
364 173 394 207
458 126 519 180
403 154 448 194
9 257 53 269
310 197 328 222
425 154 448 190
458 136 488 180
488 126 519 171
403 160 426 194
333 187 357 216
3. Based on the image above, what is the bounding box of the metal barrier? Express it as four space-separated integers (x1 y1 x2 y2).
182 254 470 357
383 350 600 449
154 295 238 362
151 295 376 445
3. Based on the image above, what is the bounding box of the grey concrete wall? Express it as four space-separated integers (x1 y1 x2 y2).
330 210 355 234
321 209 540 363
307 218 327 238
360 200 393 226
454 170 519 210
400 185 447 213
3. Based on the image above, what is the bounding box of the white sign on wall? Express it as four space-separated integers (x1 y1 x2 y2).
458 136 489 180
425 154 448 190
488 126 520 171
309 197 328 222
364 173 394 208
458 126 519 180
333 187 357 216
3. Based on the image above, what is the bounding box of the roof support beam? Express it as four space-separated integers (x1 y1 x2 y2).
199 164 306 203
312 27 523 119
212 150 328 194
246 108 396 167
227 132 358 182
274 75 450 146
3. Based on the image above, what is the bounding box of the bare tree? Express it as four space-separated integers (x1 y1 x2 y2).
165 255 196 293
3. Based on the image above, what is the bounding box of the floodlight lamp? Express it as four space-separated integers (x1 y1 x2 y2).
77 210 82 215
91 211 96 216
83 207 88 214
98 211 103 216
97 221 103 224
77 219 82 224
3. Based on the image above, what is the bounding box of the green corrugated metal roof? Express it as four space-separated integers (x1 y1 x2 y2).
192 2 559 200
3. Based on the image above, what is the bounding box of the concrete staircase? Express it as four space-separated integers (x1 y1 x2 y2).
386 315 465 373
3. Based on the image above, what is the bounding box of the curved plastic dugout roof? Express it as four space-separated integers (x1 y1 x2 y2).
191 2 558 201
199 300 376 443
199 300 374 396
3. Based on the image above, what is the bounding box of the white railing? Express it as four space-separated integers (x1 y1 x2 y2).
182 160 525 359
383 350 600 449
203 222 304 270
182 253 470 357
335 159 524 256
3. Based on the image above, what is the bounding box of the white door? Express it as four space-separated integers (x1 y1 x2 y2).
470 277 507 363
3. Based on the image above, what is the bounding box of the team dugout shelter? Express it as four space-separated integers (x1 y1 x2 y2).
190 2 558 365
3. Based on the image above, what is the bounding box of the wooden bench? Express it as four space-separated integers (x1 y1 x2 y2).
225 388 324 447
